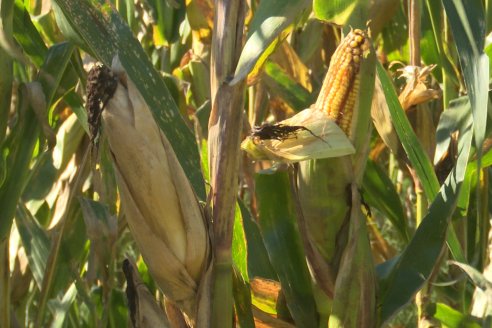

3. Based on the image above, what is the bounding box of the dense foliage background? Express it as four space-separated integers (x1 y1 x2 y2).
1 0 491 327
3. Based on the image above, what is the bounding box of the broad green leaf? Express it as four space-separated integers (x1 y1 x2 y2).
434 302 481 328
434 97 467 164
362 159 409 242
240 201 277 281
313 0 358 25
378 93 473 323
442 0 488 161
262 61 313 112
232 203 248 282
52 0 206 199
255 168 318 328
231 0 310 84
12 0 47 67
376 62 440 201
457 149 492 215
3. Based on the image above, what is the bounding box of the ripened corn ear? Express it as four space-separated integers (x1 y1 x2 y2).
295 29 373 298
241 29 369 164
314 29 370 136
94 57 210 320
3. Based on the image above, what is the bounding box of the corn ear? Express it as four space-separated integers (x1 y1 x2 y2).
296 29 374 300
241 30 369 164
96 57 210 320
315 28 370 137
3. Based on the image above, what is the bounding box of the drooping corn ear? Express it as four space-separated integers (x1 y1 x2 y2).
90 57 211 321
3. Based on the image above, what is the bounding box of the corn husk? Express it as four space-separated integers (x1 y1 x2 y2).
101 57 210 319
241 107 355 163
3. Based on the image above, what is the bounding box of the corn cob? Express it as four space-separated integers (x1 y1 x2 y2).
86 58 210 321
315 29 369 136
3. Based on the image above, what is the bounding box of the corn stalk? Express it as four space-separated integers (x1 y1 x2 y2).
208 1 247 327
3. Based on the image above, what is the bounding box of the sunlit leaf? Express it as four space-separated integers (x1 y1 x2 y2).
231 0 310 84
313 0 358 25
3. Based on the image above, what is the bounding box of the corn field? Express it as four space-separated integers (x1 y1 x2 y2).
1 0 491 327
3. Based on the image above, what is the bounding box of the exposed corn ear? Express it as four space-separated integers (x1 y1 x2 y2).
87 57 210 321
241 30 369 164
314 29 370 136
295 29 374 301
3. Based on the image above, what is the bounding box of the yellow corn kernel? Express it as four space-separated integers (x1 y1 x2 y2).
315 29 369 135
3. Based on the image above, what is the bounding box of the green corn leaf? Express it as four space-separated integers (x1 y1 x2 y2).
442 0 488 161
377 94 473 324
255 168 318 328
231 0 310 84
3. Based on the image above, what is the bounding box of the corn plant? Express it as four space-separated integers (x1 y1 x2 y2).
1 0 491 327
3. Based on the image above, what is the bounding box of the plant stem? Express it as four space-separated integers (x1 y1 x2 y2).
0 236 10 328
408 0 437 326
208 1 246 327
409 0 421 67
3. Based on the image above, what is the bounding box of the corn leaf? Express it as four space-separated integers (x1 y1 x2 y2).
434 302 481 328
255 168 318 328
442 0 488 160
377 93 473 324
231 0 310 84
240 201 277 281
12 0 46 67
376 62 440 200
313 0 358 25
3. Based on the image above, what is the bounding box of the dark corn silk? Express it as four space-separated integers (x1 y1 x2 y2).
315 29 369 136
86 64 118 146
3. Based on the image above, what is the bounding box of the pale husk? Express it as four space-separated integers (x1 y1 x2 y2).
241 107 355 163
101 58 209 317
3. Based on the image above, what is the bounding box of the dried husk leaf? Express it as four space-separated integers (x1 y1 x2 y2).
241 107 355 163
398 65 441 110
